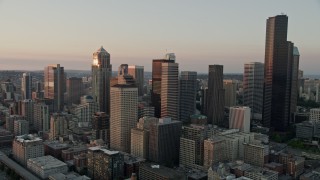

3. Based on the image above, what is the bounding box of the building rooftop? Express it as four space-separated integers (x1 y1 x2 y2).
15 134 42 143
28 155 67 170
88 146 119 155
140 162 185 180
44 140 70 149
49 172 90 180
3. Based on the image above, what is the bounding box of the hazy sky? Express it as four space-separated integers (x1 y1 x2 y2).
0 0 319 73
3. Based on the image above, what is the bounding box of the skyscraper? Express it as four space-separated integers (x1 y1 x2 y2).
92 46 112 114
151 54 175 118
179 71 197 123
229 106 251 133
262 15 295 131
110 65 138 153
207 65 225 125
223 80 237 107
66 77 83 105
44 64 66 112
243 62 264 115
21 72 32 100
290 47 300 122
128 65 144 96
161 62 179 121
92 112 110 144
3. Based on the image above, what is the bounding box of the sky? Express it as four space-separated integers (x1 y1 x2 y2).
0 0 319 74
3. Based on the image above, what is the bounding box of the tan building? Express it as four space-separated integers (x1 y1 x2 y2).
243 142 269 167
110 65 138 153
13 119 29 136
203 137 225 170
49 113 69 140
12 134 44 166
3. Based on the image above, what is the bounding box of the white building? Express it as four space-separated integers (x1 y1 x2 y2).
27 155 68 179
229 106 251 133
310 108 320 123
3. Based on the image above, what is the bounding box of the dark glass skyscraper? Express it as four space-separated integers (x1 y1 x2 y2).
262 15 296 131
207 65 225 125
179 71 197 123
92 46 112 114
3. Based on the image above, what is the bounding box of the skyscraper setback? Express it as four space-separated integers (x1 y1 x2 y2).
262 15 298 131
91 46 112 114
207 65 225 125
44 64 65 112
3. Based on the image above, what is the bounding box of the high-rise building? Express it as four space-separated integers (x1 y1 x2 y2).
33 99 53 132
14 120 29 136
179 71 197 123
66 77 83 105
229 106 251 133
49 113 69 140
20 99 34 126
5 115 24 133
21 73 32 100
110 65 138 153
243 62 264 115
44 64 66 112
151 54 175 118
262 15 296 131
148 117 182 166
92 112 110 144
243 142 269 167
12 134 44 166
128 65 144 96
179 124 207 169
203 137 226 170
207 65 225 125
290 47 300 122
91 46 112 114
161 62 179 121
223 80 237 107
87 146 124 180
73 95 99 123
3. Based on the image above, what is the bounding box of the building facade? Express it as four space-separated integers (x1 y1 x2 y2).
21 72 32 100
66 77 83 105
128 65 144 96
229 106 251 133
179 71 197 123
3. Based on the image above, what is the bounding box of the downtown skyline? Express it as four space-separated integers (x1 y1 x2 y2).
0 0 319 73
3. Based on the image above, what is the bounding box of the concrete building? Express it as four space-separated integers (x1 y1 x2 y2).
207 65 225 125
49 113 69 140
20 99 34 126
12 134 44 166
203 137 226 170
44 64 66 112
244 167 278 180
14 120 29 136
66 77 83 105
296 121 315 140
161 62 179 121
243 62 264 115
21 72 32 100
224 80 237 107
229 106 251 133
91 46 112 114
148 117 182 165
87 146 124 180
73 95 99 123
139 162 185 180
5 115 24 133
27 155 68 179
128 65 144 96
92 112 109 144
243 142 269 167
310 108 320 123
179 71 197 123
33 99 53 132
180 124 208 169
110 65 138 153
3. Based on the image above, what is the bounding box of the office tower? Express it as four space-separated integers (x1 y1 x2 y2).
203 137 226 170
92 112 110 144
21 72 32 100
110 65 138 153
33 99 53 132
148 117 182 166
151 54 175 118
12 134 44 166
27 156 68 179
128 65 144 96
179 71 197 123
66 77 83 105
243 62 264 115
49 113 69 140
179 124 207 169
243 142 269 167
207 65 225 125
74 95 99 122
161 62 179 121
229 106 251 133
290 47 300 121
33 81 44 99
20 99 34 126
14 120 29 136
92 46 112 114
87 146 124 180
263 15 296 131
44 64 66 112
223 80 237 107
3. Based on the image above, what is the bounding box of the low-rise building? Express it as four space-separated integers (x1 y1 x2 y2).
244 167 278 180
139 162 185 180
